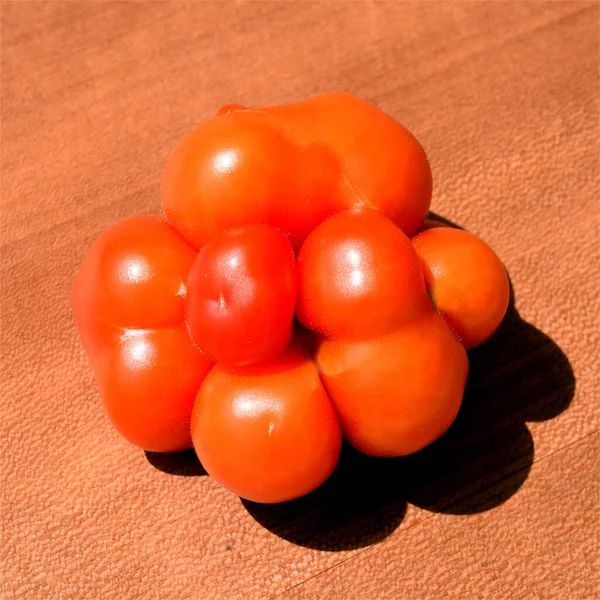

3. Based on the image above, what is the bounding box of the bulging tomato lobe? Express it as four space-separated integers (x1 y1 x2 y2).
296 209 430 339
412 226 510 349
186 224 297 366
191 337 342 503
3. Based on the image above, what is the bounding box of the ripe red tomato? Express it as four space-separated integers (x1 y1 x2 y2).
412 227 510 349
296 209 430 339
191 339 342 503
186 225 297 365
318 310 469 457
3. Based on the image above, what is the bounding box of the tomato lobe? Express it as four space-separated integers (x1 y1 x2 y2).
186 224 297 365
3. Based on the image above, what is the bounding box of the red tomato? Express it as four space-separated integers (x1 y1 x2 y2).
412 227 510 349
318 310 469 457
100 328 213 452
162 92 431 250
296 209 430 339
186 225 297 365
191 339 342 503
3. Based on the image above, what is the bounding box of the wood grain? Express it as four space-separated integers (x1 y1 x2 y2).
1 2 598 599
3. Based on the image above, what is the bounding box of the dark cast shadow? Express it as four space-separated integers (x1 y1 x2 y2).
145 448 207 477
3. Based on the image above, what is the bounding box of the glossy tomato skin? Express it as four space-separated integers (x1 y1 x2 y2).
186 225 297 366
101 328 213 452
411 227 509 349
161 110 344 251
72 215 214 452
296 209 430 339
191 339 342 503
72 215 197 333
317 310 468 457
162 92 431 249
263 92 432 236
216 104 248 116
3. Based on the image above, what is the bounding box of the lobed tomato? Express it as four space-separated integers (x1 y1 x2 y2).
73 92 510 505
186 224 297 366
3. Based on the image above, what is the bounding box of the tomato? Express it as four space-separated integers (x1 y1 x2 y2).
101 328 213 452
186 224 297 365
162 91 431 250
411 227 510 349
191 339 342 503
317 310 469 457
296 209 430 339
72 92 512 498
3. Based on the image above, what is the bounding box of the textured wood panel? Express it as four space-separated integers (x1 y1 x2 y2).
1 2 598 599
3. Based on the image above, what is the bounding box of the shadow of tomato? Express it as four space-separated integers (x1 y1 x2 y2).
242 294 574 550
145 448 207 477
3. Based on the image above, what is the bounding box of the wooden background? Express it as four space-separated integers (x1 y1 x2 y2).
2 2 598 599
